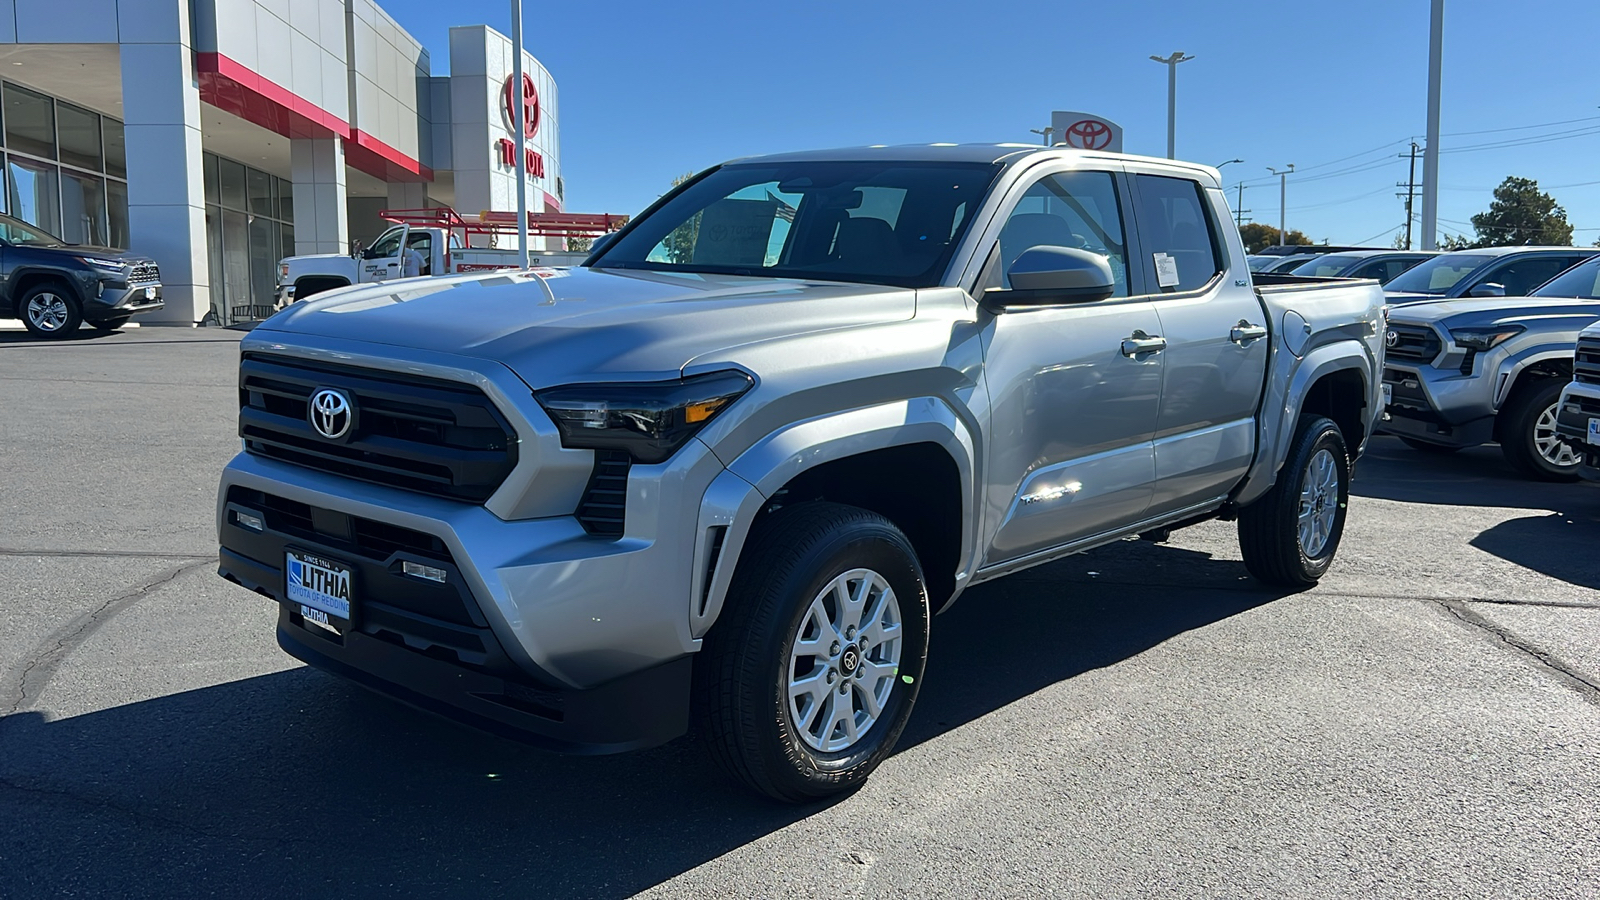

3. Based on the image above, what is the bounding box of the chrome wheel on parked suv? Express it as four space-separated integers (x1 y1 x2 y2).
1500 378 1582 482
20 283 81 339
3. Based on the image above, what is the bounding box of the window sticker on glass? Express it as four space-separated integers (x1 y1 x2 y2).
1153 252 1181 288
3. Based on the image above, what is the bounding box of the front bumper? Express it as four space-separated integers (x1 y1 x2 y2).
1556 382 1600 481
1378 362 1496 448
86 281 163 318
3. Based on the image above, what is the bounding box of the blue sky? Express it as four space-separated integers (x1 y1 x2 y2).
381 0 1600 247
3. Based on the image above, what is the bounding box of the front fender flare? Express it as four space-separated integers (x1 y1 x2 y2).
691 397 979 637
1493 347 1575 410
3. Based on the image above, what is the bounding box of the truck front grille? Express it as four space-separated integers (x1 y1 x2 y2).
128 263 160 286
238 353 518 503
1576 337 1600 385
1385 323 1442 364
575 450 630 537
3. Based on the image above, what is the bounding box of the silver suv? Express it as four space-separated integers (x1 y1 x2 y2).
215 145 1383 800
1382 254 1600 479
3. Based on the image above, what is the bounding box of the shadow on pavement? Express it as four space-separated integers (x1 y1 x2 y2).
0 542 1282 898
1471 510 1600 591
1351 436 1594 511
0 328 123 344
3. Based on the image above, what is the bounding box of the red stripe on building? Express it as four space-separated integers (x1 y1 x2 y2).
194 52 432 184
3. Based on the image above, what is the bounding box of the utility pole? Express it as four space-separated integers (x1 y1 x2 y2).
1397 141 1420 250
1267 165 1295 246
1233 182 1251 228
1420 0 1444 249
1029 126 1055 146
511 0 529 268
1149 51 1194 159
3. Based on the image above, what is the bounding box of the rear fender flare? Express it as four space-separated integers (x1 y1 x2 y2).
1236 341 1371 507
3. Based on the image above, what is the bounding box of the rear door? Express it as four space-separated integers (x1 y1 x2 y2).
977 165 1165 565
1127 171 1269 518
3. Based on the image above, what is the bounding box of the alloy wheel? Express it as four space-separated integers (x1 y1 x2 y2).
26 293 70 332
1297 448 1340 558
1534 403 1581 468
786 568 904 753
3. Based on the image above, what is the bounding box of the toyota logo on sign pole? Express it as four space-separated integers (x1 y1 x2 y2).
1048 111 1124 153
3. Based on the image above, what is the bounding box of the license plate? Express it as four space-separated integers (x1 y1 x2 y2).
143 286 156 300
1588 418 1600 447
1381 383 1394 407
286 550 353 631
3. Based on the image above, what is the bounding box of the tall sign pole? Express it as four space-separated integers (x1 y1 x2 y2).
511 0 529 268
1420 0 1444 250
1149 51 1194 159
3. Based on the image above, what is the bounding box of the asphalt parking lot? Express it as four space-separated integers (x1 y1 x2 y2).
3 327 1599 898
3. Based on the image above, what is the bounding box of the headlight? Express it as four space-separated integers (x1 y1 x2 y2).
278 263 290 283
1449 325 1525 352
534 371 754 463
77 256 127 272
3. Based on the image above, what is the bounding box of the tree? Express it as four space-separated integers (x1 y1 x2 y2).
663 172 699 263
1239 223 1315 254
1466 176 1573 247
1438 233 1474 251
565 235 593 253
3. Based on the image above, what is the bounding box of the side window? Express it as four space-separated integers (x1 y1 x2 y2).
991 170 1129 295
1350 261 1386 280
408 232 433 275
366 227 403 259
1132 174 1222 293
1490 257 1569 296
1382 260 1414 282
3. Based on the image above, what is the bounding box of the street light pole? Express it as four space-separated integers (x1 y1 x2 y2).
1149 51 1194 159
1267 164 1295 246
511 0 529 268
1420 0 1444 250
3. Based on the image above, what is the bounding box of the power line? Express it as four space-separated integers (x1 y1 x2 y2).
1440 124 1600 154
1442 114 1600 138
1353 223 1404 245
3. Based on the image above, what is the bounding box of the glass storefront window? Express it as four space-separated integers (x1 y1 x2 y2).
277 176 293 221
103 118 125 179
107 179 128 248
203 153 219 205
222 208 250 311
8 156 60 235
247 167 272 217
249 213 277 311
58 102 101 172
280 221 295 259
219 158 247 210
60 169 106 246
5 84 55 160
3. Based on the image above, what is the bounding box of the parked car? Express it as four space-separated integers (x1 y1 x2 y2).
0 213 162 339
1382 254 1600 479
1383 246 1599 305
1287 249 1435 282
1254 252 1321 274
1555 308 1600 478
215 144 1385 801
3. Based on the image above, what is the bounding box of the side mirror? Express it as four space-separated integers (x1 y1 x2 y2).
587 231 620 261
1468 282 1506 298
983 246 1116 311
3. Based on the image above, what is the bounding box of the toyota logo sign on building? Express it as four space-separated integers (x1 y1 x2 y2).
504 73 540 138
1049 111 1124 153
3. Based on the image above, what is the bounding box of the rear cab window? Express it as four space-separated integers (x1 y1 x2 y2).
1131 174 1223 293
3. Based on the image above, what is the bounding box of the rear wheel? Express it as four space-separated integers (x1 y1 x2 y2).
1399 436 1459 454
695 502 930 803
1499 378 1581 482
19 283 81 338
1238 415 1350 586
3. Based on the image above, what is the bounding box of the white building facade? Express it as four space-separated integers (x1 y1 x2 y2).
0 0 561 324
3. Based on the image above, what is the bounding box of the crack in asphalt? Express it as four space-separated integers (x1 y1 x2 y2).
1435 598 1600 704
1 559 213 717
0 547 214 560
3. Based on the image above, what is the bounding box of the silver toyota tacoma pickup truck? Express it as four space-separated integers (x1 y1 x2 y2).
1382 254 1600 480
215 145 1385 801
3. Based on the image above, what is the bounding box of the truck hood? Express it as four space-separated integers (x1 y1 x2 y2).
1386 296 1600 329
256 266 917 387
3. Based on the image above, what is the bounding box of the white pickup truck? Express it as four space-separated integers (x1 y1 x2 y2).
275 212 602 304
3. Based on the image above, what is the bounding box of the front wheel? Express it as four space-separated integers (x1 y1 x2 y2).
1499 378 1582 482
695 502 930 803
1238 415 1351 586
19 283 82 338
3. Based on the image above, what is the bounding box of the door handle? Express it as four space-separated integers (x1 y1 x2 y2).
1230 322 1268 343
1121 330 1167 357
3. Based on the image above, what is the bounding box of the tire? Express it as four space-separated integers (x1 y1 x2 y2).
87 315 131 332
1238 415 1350 587
1399 436 1460 454
18 282 82 338
1498 378 1582 482
695 501 931 803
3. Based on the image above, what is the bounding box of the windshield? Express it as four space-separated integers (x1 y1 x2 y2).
1289 254 1362 277
0 213 65 247
1384 253 1493 294
591 161 1002 288
1246 255 1277 272
1266 255 1314 272
1531 257 1600 299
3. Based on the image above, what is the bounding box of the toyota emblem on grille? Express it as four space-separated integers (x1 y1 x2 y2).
1385 330 1399 348
309 388 353 440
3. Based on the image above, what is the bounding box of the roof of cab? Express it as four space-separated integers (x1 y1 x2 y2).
722 143 1223 188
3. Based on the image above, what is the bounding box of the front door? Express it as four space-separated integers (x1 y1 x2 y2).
980 168 1164 566
1127 171 1269 517
360 226 407 283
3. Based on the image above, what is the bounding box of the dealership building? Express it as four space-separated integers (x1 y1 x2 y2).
0 0 562 325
